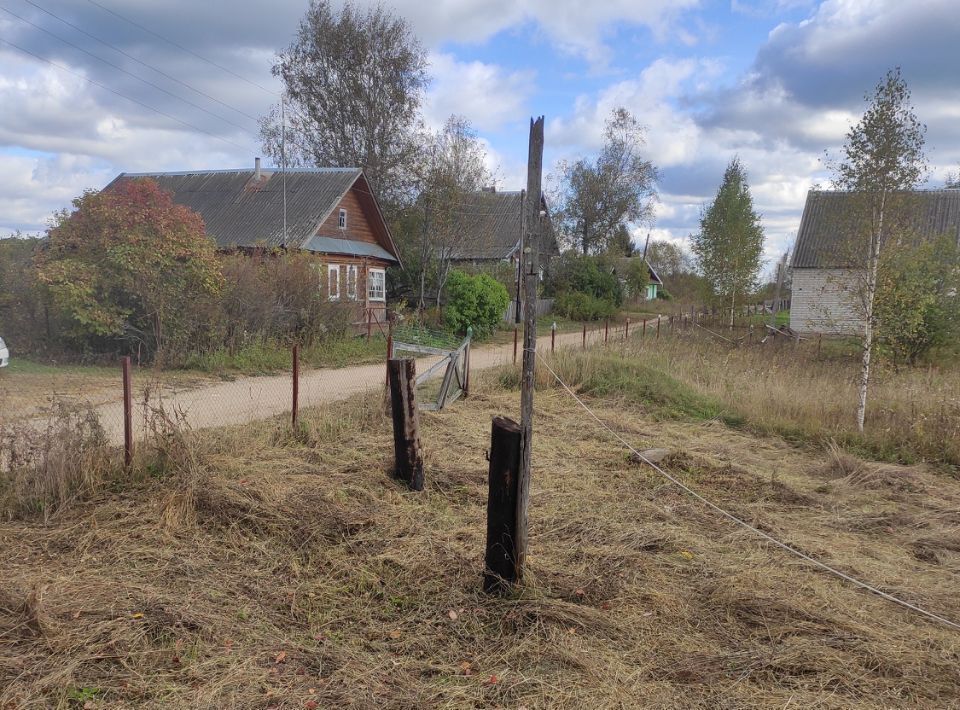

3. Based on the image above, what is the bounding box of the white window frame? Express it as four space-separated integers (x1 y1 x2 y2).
346 264 358 300
328 264 340 301
367 268 386 302
338 208 347 229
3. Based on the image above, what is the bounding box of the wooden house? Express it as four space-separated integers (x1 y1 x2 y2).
105 161 401 325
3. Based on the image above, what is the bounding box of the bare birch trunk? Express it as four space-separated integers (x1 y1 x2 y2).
856 197 885 432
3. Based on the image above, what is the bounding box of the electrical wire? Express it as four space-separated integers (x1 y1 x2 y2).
0 36 247 151
20 0 261 123
0 4 257 136
534 343 960 632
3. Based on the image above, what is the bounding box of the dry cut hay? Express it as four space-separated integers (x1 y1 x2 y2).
2 368 960 708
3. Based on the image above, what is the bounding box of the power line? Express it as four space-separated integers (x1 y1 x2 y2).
0 4 257 136
0 36 248 151
20 0 261 124
81 0 320 152
84 0 278 98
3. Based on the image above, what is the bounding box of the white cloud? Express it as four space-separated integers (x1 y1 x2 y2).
424 53 535 132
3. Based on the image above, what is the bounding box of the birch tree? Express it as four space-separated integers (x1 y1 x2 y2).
831 68 927 431
260 1 429 207
554 108 657 255
690 158 765 326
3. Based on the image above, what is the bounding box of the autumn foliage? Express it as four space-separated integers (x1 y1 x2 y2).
36 179 223 360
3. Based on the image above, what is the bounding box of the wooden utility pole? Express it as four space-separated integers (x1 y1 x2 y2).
388 358 424 490
516 116 545 578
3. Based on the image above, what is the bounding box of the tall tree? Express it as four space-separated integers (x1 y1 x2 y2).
391 116 492 310
690 158 765 326
35 179 223 360
260 1 429 207
646 240 695 279
830 68 927 431
554 108 657 254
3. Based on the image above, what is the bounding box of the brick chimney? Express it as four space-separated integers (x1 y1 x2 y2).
255 157 262 181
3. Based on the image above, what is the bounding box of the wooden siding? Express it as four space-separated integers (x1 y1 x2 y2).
313 187 397 259
790 268 863 334
320 255 390 322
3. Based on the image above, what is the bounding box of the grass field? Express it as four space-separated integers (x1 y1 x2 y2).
2 341 959 708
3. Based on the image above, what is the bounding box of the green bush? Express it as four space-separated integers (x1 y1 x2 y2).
545 253 623 306
444 270 510 337
554 291 618 321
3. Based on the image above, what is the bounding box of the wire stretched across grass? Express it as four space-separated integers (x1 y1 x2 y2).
533 350 960 632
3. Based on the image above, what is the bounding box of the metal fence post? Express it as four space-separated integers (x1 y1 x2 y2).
551 321 556 353
625 317 630 340
122 356 133 469
292 343 300 428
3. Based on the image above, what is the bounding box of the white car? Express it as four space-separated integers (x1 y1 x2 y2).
0 337 8 368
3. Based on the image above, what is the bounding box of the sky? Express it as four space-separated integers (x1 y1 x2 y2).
1 0 959 266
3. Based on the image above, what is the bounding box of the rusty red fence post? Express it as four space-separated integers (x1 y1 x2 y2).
513 325 518 364
625 318 630 340
604 319 609 344
642 318 647 338
656 317 661 340
385 319 394 388
366 309 372 342
582 323 586 349
292 343 300 428
551 322 556 353
122 356 133 469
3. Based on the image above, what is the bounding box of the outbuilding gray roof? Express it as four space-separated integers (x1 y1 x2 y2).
447 190 559 261
104 167 397 262
793 189 960 269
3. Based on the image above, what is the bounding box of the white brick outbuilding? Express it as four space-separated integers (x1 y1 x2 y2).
790 190 960 335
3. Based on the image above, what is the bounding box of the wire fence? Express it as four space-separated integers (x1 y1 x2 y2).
0 304 829 471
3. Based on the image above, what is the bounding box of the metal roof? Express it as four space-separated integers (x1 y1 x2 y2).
446 190 560 260
793 189 960 269
303 235 396 262
104 168 386 253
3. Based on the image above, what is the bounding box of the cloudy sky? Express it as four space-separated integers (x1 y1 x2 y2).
1 0 958 263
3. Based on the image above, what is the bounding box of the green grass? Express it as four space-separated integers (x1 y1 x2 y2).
743 309 790 327
184 337 386 376
0 358 116 377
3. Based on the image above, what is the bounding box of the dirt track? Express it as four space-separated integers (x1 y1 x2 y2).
94 321 646 444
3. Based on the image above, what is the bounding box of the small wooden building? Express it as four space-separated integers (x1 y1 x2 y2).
105 161 401 325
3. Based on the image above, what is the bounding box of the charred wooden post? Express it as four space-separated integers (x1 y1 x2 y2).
642 318 647 338
604 319 609 344
513 325 519 364
817 333 822 357
582 322 587 349
625 317 630 340
656 317 661 340
551 322 556 353
484 416 523 594
122 356 133 469
388 358 424 491
292 343 300 428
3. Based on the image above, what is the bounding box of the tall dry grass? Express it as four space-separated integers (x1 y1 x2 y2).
0 401 115 520
510 330 960 467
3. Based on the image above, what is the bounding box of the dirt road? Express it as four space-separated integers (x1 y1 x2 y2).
86 320 650 444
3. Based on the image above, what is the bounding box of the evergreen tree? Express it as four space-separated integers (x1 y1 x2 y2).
690 158 765 326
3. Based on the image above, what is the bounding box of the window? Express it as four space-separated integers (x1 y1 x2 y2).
367 268 385 302
346 264 358 300
338 209 347 229
328 264 340 301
